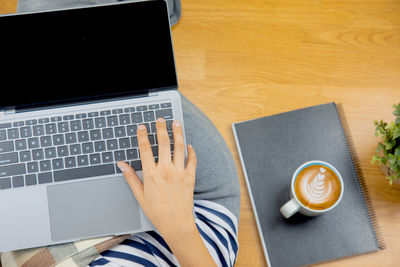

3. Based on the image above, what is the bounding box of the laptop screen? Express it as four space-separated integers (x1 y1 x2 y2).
0 0 177 109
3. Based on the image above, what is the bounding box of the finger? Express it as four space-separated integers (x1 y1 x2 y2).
185 144 197 176
137 124 155 169
117 161 144 204
155 117 171 164
172 120 185 168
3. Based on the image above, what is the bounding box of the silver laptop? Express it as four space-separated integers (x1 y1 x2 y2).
0 0 185 252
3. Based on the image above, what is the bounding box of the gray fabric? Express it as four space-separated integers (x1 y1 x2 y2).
17 0 181 26
181 94 241 219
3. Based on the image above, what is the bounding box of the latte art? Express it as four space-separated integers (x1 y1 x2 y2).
295 164 342 210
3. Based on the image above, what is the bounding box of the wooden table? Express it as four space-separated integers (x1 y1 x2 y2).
1 0 400 266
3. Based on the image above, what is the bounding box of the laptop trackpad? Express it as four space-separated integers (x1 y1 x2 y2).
47 176 141 242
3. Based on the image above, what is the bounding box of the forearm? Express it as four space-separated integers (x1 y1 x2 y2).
162 220 217 267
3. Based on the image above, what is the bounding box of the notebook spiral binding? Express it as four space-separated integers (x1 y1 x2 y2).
335 103 386 250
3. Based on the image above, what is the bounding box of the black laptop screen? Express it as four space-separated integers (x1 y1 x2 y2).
0 0 177 109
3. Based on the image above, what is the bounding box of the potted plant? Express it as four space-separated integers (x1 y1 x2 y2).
371 103 400 185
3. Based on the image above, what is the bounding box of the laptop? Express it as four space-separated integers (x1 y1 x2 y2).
0 0 185 252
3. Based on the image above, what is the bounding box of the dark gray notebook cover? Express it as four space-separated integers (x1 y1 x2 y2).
233 103 384 267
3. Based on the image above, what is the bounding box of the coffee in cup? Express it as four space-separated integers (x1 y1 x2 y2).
280 161 344 218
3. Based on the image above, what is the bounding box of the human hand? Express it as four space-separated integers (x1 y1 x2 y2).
117 117 197 239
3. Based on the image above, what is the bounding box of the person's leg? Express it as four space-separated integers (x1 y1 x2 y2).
180 94 241 219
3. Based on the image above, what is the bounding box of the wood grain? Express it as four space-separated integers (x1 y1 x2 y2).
1 0 400 266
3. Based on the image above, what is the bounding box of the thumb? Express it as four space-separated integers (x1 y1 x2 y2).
117 161 144 203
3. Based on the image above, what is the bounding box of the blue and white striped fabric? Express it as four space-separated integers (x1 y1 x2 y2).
89 200 239 267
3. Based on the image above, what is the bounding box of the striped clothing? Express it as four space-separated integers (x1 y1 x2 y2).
89 200 239 267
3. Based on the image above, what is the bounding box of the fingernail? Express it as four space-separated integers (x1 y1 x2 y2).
138 124 146 130
117 162 126 172
157 117 165 123
173 120 181 127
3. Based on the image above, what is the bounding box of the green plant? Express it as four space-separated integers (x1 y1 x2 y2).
371 103 400 185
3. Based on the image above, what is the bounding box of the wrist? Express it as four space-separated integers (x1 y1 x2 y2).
160 217 197 243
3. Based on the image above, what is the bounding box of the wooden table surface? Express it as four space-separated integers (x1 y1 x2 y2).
1 0 400 266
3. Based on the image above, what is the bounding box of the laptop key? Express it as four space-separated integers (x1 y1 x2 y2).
53 134 65 146
40 136 52 147
119 138 130 149
77 155 89 166
0 123 12 129
94 141 106 152
119 114 131 125
106 139 118 150
7 128 19 139
45 123 57 135
40 160 52 172
38 172 53 184
149 104 160 110
27 162 39 173
52 159 64 170
102 152 113 163
0 178 12 189
0 152 18 165
28 137 40 149
82 142 94 154
107 116 119 127
114 126 126 138
126 149 138 160
77 131 90 142
32 149 44 160
65 133 77 144
89 153 101 165
161 103 172 108
58 122 70 133
0 163 26 177
20 151 32 162
127 125 138 136
20 126 32 138
143 111 155 122
25 120 37 126
90 129 101 141
45 147 57 159
131 112 143 123
114 150 126 161
15 139 27 151
33 125 45 136
102 128 114 139
82 118 94 130
25 174 37 186
70 144 82 155
12 175 24 187
65 157 77 168
136 105 147 111
53 163 115 182
130 160 142 171
70 120 82 131
0 141 14 153
156 108 173 120
95 117 107 128
0 130 6 141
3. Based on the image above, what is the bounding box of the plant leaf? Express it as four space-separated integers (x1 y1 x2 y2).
393 127 400 139
395 147 400 158
385 140 394 150
393 103 400 116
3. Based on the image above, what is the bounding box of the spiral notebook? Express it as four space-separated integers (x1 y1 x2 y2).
232 103 385 267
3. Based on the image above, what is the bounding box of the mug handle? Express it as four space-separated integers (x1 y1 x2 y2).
280 198 300 219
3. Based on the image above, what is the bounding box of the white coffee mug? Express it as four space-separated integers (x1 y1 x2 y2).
280 160 344 219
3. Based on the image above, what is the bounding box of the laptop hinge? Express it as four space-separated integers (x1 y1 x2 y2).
149 91 159 97
3 107 16 115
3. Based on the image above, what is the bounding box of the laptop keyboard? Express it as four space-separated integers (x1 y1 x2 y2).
0 102 174 190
